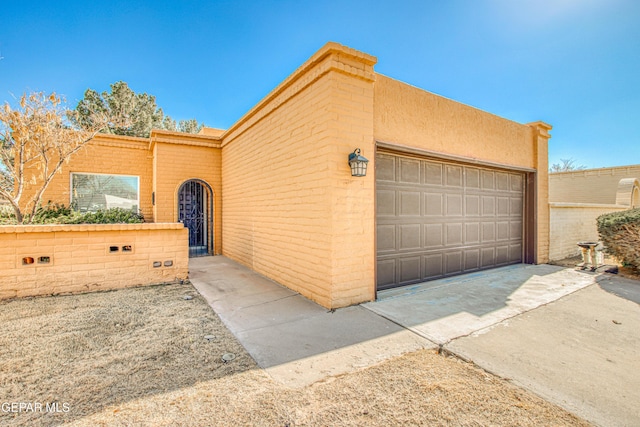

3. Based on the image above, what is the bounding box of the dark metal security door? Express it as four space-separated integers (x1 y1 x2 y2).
178 180 213 257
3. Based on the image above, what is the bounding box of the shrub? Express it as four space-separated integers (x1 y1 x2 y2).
597 208 640 270
0 203 144 225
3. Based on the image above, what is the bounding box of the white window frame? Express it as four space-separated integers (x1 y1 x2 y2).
70 172 140 213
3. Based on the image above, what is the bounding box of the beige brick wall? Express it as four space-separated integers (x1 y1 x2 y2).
21 134 154 220
221 43 377 308
0 224 188 300
550 165 640 204
373 76 551 264
549 203 627 261
151 131 222 255
532 123 551 264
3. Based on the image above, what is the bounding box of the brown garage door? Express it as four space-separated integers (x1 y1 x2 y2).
376 152 524 290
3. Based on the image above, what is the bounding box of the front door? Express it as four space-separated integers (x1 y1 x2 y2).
178 180 212 257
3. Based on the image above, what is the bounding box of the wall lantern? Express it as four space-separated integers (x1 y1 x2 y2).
348 148 369 177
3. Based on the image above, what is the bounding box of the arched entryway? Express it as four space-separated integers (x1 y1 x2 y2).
178 179 214 257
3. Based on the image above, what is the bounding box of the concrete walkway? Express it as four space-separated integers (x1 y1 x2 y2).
188 256 433 387
189 256 640 426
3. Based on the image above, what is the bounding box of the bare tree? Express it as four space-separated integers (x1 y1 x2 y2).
0 92 114 223
549 158 587 173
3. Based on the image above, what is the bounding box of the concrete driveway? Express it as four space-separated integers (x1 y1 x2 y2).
365 266 640 427
191 257 640 426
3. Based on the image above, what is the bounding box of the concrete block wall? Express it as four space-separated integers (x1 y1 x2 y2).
550 165 640 205
549 203 627 261
222 43 377 308
0 224 188 300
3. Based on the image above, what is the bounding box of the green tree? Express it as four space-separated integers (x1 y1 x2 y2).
74 81 203 138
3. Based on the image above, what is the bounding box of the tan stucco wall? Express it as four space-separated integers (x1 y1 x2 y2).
374 75 537 168
151 131 222 255
21 134 154 220
550 165 640 205
0 223 188 300
373 75 551 263
221 43 376 308
549 203 627 261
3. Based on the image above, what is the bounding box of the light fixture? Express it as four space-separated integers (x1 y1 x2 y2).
348 148 369 177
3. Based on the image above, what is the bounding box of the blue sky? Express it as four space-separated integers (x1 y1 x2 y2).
1 0 638 169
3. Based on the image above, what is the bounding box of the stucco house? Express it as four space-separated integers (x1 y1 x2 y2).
25 42 552 309
548 165 640 260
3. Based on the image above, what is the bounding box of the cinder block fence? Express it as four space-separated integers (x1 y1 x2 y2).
0 224 188 300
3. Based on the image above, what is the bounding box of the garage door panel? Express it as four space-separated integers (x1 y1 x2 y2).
446 193 463 216
399 191 421 216
376 154 396 182
376 224 396 252
481 247 496 267
446 165 463 187
376 259 396 289
482 170 495 190
510 174 523 191
510 244 523 262
465 195 480 216
399 257 422 284
399 224 421 250
496 246 509 264
465 223 480 244
482 222 496 242
376 190 396 216
376 153 524 291
464 249 481 271
425 193 444 216
510 221 522 239
496 221 510 241
425 162 444 185
399 158 421 184
482 196 496 216
465 168 480 188
497 197 510 216
445 223 463 246
424 223 444 248
445 252 463 275
511 197 523 215
424 254 443 279
496 172 510 191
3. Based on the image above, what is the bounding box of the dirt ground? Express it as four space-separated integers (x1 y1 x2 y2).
0 282 591 427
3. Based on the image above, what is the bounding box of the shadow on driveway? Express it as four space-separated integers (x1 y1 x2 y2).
189 257 597 386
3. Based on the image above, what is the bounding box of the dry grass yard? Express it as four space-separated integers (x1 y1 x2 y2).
0 282 590 426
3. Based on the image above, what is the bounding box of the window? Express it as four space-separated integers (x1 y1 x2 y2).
71 173 139 212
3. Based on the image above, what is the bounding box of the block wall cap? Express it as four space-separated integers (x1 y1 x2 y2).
549 202 626 209
527 121 553 137
150 129 222 149
0 223 186 234
198 127 226 137
221 41 377 145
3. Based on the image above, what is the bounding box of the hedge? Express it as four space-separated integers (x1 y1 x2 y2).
597 208 640 270
0 203 144 225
